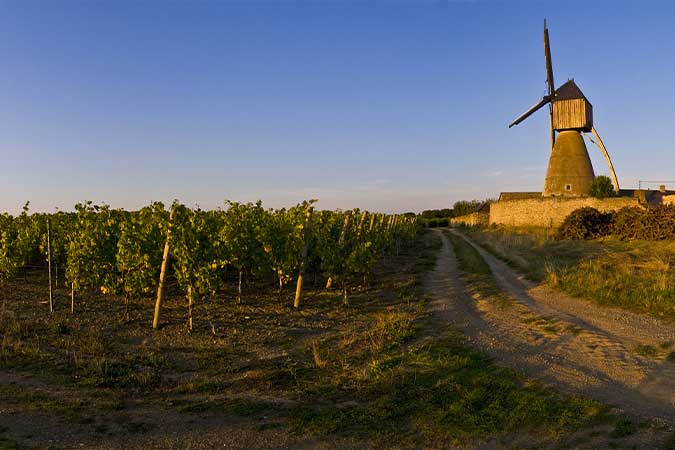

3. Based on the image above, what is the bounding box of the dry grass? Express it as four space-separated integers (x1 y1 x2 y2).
468 227 675 322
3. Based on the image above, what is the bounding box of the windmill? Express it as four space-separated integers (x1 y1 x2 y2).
509 20 619 197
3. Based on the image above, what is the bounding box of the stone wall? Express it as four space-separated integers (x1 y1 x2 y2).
490 197 640 228
450 211 489 227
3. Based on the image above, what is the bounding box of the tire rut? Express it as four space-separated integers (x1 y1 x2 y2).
425 228 674 423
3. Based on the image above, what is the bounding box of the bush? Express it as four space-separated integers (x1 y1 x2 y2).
611 207 644 240
612 205 675 240
556 207 614 240
559 205 675 241
590 175 616 199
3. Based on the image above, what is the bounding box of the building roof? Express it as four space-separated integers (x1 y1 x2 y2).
555 79 588 102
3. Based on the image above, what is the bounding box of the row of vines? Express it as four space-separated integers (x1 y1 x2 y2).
0 201 417 329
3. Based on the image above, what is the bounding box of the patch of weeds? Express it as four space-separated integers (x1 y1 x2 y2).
662 432 675 450
522 315 559 334
179 398 272 416
0 438 19 450
98 397 125 411
634 344 659 358
610 418 637 438
76 356 162 390
366 311 416 354
178 399 223 413
310 340 328 369
448 232 492 277
412 231 442 274
122 421 154 434
47 320 71 336
0 384 85 423
542 324 558 334
666 351 675 363
175 379 229 394
660 340 674 350
367 355 403 379
194 346 238 374
229 398 272 416
564 324 582 335
448 232 508 302
257 422 284 431
290 332 610 444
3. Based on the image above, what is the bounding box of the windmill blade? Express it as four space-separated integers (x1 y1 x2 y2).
544 19 555 96
508 95 551 128
544 19 555 152
583 128 620 192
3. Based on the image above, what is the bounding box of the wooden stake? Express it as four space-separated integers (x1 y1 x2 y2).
71 282 75 314
356 211 367 237
187 284 193 332
47 219 53 313
338 212 351 244
237 269 243 304
153 207 175 329
368 213 376 233
294 207 313 309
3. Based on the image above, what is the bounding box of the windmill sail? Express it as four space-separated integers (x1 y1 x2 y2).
508 95 552 128
544 19 555 151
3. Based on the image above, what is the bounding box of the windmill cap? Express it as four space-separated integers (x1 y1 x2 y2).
555 79 589 102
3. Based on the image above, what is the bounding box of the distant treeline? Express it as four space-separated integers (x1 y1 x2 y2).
419 200 492 227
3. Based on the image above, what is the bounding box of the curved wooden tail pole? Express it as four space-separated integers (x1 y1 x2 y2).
585 127 620 192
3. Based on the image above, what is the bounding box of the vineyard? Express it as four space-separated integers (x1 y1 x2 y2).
0 200 417 330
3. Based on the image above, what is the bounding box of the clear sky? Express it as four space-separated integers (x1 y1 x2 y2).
3 0 675 214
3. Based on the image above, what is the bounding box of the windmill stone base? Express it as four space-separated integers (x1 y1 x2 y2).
543 130 595 197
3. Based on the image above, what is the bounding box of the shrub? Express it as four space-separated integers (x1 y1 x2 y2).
611 207 645 240
590 175 616 199
612 205 675 240
556 207 613 240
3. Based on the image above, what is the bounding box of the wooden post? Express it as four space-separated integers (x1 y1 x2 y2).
356 211 367 238
70 282 75 314
47 219 53 313
187 284 193 332
368 213 376 233
153 207 175 329
294 207 313 309
338 212 351 244
237 269 243 304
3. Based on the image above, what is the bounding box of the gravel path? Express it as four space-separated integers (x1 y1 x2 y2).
426 229 674 423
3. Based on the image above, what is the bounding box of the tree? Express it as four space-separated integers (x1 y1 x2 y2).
452 200 482 217
590 176 616 199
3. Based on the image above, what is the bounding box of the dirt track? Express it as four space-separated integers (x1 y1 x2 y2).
426 229 674 423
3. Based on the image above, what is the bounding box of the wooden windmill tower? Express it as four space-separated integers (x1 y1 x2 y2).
509 20 619 197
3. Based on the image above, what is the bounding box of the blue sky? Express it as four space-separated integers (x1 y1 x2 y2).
2 1 675 214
